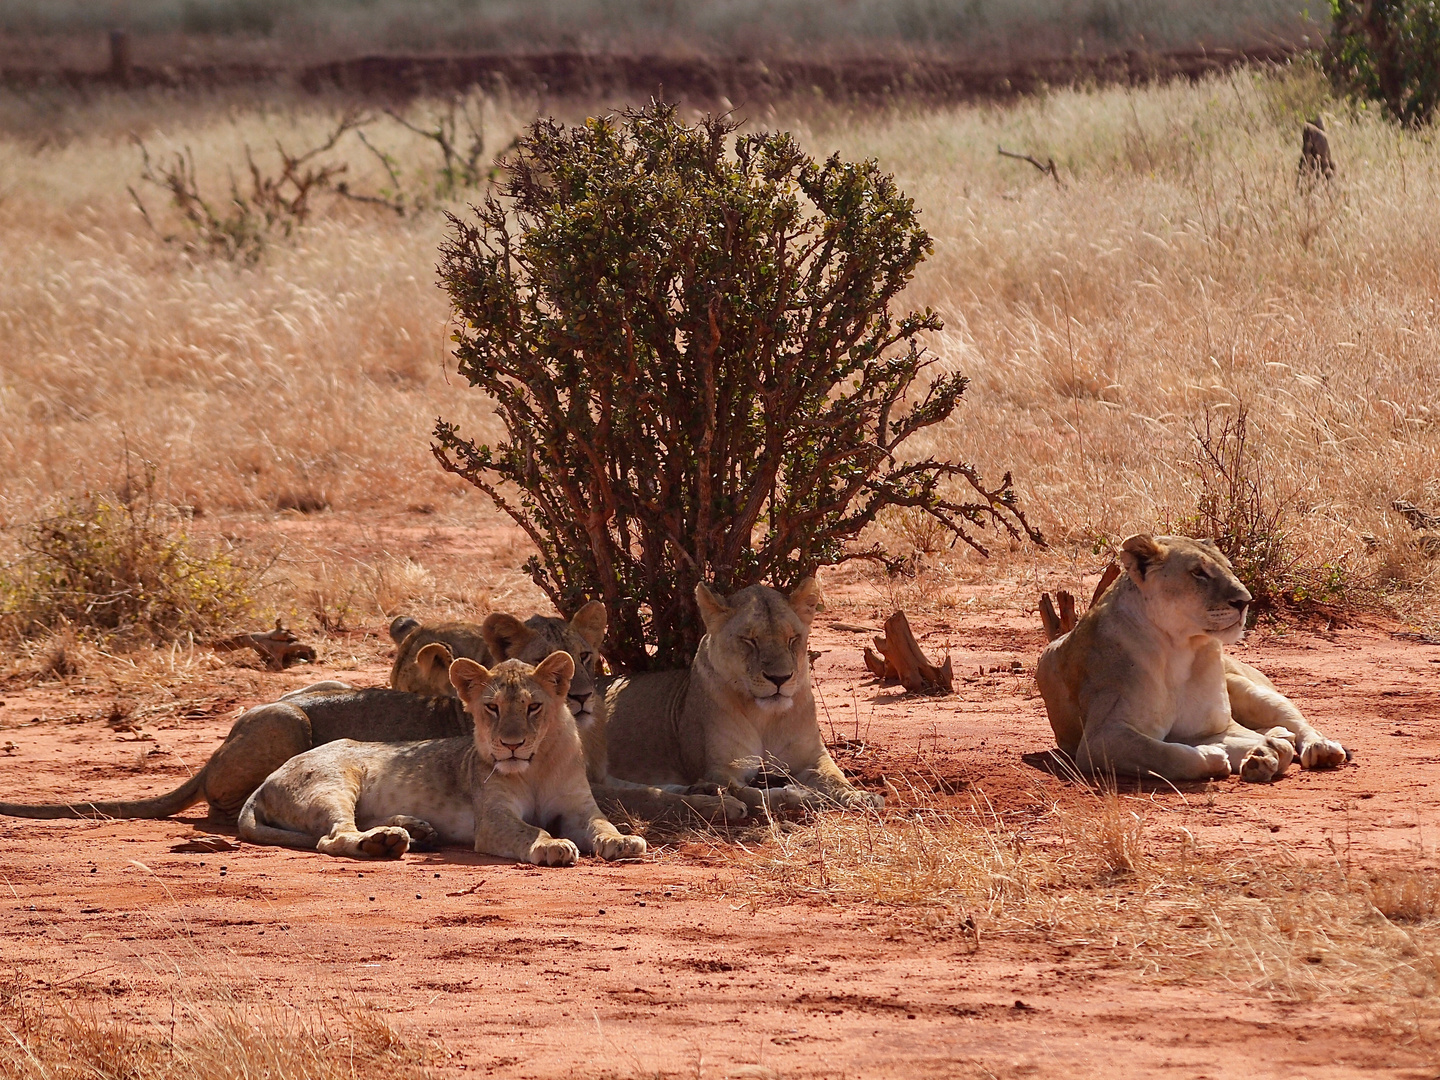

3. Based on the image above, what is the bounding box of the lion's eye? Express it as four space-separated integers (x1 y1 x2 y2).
527 703 541 716
582 652 595 668
484 703 500 715
739 636 757 650
1191 568 1211 581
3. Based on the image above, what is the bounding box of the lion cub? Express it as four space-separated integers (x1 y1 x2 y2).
237 653 646 865
1036 534 1348 782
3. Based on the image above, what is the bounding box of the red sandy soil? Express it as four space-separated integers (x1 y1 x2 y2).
1 510 1438 1079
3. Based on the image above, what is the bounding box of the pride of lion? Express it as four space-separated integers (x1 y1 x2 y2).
0 541 1350 865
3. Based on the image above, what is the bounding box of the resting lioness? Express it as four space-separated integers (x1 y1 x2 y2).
604 579 882 812
239 653 646 864
0 684 473 824
392 607 748 824
1035 534 1349 782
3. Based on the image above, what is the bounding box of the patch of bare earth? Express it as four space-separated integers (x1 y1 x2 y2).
1 516 1438 1078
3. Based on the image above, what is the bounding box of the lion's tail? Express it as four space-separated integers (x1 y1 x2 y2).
236 793 317 850
0 770 207 820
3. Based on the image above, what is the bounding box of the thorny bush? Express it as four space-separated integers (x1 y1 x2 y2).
435 102 1040 668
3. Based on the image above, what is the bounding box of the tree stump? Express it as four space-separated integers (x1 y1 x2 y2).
863 611 953 693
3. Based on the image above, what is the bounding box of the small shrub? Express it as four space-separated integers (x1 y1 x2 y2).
0 477 254 643
1179 405 1351 610
1325 0 1440 125
130 116 365 262
436 102 1040 668
1183 405 1292 605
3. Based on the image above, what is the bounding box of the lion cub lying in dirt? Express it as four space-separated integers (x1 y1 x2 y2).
1036 534 1348 782
238 653 646 865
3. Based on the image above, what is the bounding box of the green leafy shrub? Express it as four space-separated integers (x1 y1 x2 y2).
436 102 1040 669
1325 0 1440 125
0 483 254 643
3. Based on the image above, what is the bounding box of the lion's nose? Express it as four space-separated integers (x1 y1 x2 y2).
500 736 526 750
1230 596 1250 611
569 693 591 710
764 673 789 691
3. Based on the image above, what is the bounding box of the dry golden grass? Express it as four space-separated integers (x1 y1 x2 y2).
713 787 1440 1004
0 983 436 1080
4 65 1435 628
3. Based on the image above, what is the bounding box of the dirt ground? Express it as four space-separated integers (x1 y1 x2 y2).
2 511 1438 1079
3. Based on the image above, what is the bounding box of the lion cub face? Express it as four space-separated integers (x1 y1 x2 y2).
449 653 575 774
1119 534 1252 644
398 604 606 730
695 579 822 709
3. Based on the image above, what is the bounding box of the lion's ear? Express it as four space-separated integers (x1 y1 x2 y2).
448 657 492 700
788 577 823 625
570 600 607 648
389 615 420 645
481 613 537 659
415 641 455 683
695 582 733 634
1119 534 1166 583
532 650 575 702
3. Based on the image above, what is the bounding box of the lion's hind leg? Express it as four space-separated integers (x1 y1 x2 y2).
238 749 408 859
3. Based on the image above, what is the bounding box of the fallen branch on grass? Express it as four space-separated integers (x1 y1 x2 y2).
863 611 953 693
998 145 1061 186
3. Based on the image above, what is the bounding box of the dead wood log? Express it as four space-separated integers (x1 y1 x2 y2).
209 619 317 670
1039 562 1122 642
865 611 953 693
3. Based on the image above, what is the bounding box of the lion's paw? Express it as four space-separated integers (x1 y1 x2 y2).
1299 736 1347 770
839 788 885 811
683 791 749 822
356 826 410 859
1260 729 1297 771
1195 744 1232 779
1238 744 1281 783
685 782 726 798
384 816 439 850
527 837 579 867
595 833 648 861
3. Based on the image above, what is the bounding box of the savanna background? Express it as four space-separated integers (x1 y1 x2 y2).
1 2 1438 1077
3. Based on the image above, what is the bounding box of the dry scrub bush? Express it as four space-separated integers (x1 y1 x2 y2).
718 789 1440 1002
0 474 254 644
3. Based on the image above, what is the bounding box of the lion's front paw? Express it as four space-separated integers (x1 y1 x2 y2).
384 815 439 850
595 833 648 861
685 781 726 798
1299 735 1347 770
527 837 579 867
356 826 410 859
1238 743 1282 783
1196 744 1232 779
